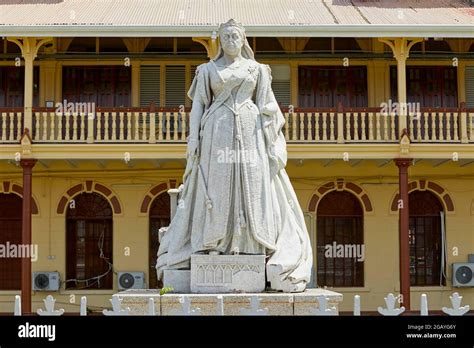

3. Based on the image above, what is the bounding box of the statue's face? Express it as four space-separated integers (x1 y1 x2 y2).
220 26 244 56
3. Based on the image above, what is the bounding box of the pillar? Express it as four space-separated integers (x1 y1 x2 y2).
131 61 141 107
40 60 57 106
290 62 299 107
379 38 422 134
395 158 412 311
20 159 37 314
7 38 53 132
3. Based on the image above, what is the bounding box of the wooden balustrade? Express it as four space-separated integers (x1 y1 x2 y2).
281 108 398 143
0 108 23 143
1 107 473 144
31 108 188 143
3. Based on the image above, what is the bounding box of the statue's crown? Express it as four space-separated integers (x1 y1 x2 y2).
218 19 245 35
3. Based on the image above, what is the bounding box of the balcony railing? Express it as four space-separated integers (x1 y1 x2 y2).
0 108 23 143
1 106 473 144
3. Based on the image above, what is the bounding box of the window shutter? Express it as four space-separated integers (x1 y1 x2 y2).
165 65 186 107
191 65 198 79
140 66 160 107
466 66 474 108
186 65 199 104
270 64 291 107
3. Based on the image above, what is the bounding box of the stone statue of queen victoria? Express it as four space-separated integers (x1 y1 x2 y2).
156 19 312 292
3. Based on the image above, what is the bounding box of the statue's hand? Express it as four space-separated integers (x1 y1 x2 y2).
187 138 199 158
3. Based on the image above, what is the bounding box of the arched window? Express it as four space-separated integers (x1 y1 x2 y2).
317 191 364 287
0 194 22 290
149 193 170 288
66 192 113 290
409 190 446 286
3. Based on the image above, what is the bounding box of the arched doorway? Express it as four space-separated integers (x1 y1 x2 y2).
316 191 364 287
149 193 170 288
66 192 113 289
0 193 22 290
409 190 445 286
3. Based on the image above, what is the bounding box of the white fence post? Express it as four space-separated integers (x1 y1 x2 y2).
420 294 428 316
353 295 361 316
216 295 224 316
14 295 21 316
148 298 156 316
80 296 87 316
239 296 268 316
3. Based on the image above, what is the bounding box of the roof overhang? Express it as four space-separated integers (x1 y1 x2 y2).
1 24 473 38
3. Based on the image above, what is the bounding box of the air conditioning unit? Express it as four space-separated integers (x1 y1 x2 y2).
452 263 474 287
117 272 145 290
32 272 60 291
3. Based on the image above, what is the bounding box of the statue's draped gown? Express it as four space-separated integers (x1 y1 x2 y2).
157 58 313 291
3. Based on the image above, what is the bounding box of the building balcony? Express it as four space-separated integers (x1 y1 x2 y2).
1 106 473 145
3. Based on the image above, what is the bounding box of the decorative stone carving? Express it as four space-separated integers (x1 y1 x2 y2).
442 292 470 316
377 293 405 316
310 296 337 316
37 295 64 316
103 296 130 316
190 254 265 293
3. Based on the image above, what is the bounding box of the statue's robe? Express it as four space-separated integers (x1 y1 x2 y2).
156 59 312 292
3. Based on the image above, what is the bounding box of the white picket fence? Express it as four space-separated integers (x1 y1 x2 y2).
12 292 471 316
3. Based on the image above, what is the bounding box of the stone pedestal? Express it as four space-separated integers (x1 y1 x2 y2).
190 254 265 293
163 270 191 293
115 289 343 316
293 289 343 315
114 289 161 315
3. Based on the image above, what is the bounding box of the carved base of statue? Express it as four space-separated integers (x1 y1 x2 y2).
190 254 265 293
